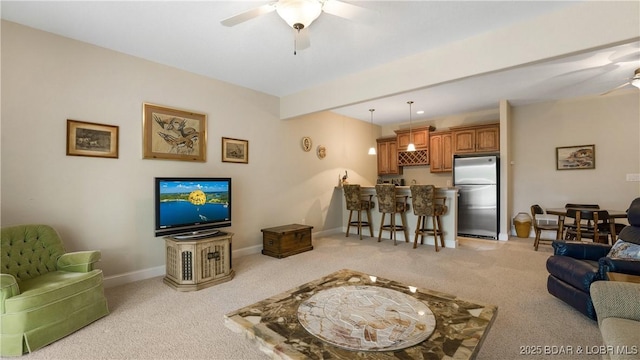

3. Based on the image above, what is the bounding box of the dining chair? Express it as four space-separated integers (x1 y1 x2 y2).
565 209 616 244
343 184 375 240
530 205 560 251
563 203 600 238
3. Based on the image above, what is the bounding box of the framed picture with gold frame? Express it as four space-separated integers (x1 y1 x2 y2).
143 103 206 162
66 119 119 159
222 137 248 164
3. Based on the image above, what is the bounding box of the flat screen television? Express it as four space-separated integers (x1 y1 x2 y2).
154 177 231 238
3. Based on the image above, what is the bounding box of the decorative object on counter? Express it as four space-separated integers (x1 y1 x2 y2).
406 101 416 152
143 103 206 162
411 185 448 252
376 184 410 245
341 170 348 184
513 212 532 238
317 145 326 159
221 137 249 163
66 119 119 159
343 184 375 240
368 109 377 155
301 136 312 152
556 144 595 170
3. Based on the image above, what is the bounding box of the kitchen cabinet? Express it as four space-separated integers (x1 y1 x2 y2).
452 123 499 154
429 131 453 173
395 126 434 151
376 137 402 175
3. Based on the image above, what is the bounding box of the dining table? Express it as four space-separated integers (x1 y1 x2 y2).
545 207 627 242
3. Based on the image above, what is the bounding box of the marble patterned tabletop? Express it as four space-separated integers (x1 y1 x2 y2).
224 269 497 359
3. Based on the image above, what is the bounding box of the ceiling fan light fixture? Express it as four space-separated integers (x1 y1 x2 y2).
276 0 322 29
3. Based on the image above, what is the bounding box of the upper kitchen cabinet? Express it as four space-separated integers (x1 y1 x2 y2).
429 131 453 173
377 137 402 175
395 126 434 151
451 123 499 154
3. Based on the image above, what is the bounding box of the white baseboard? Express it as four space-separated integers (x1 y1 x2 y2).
103 227 344 288
103 265 165 288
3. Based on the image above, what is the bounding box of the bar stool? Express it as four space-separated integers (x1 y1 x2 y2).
375 184 409 245
343 184 375 240
410 185 448 251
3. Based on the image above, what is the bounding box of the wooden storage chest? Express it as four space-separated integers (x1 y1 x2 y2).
261 224 313 258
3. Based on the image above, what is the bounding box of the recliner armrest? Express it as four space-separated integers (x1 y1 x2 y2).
552 240 611 260
57 251 102 272
0 273 20 314
599 258 640 278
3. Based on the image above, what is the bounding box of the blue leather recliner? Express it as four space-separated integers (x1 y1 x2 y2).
546 198 640 320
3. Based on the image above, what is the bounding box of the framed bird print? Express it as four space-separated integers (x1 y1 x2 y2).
143 103 207 162
66 119 119 159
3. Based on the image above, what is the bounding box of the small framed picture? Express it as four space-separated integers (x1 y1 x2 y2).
556 144 595 170
222 137 249 164
143 103 206 162
66 119 119 159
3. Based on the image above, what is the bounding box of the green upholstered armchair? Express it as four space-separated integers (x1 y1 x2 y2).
1 224 109 356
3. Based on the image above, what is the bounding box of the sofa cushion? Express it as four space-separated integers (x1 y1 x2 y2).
599 318 640 360
546 255 600 292
5 270 104 313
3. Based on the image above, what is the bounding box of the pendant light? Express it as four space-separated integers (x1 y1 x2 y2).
407 101 416 152
368 109 377 155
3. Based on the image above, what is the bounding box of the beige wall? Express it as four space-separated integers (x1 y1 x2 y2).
2 21 639 284
0 21 378 281
511 92 640 220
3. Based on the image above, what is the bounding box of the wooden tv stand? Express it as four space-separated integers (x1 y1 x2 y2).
164 232 234 291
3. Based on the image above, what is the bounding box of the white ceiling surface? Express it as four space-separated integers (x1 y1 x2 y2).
2 1 639 125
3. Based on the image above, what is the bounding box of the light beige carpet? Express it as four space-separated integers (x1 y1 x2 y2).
20 234 602 360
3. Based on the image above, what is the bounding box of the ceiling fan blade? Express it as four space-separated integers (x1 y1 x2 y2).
322 0 376 21
221 3 276 27
295 27 310 50
600 81 630 96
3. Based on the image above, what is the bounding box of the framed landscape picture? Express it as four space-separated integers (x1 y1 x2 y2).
66 119 119 159
143 103 207 162
222 137 248 163
556 144 595 170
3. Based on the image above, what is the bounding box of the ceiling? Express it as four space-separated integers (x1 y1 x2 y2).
2 1 639 125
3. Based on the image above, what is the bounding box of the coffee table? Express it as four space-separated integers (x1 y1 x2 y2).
224 269 497 359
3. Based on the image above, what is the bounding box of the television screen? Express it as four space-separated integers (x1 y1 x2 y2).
155 177 231 237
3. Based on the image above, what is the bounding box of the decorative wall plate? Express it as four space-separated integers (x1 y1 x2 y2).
317 145 326 159
301 137 312 152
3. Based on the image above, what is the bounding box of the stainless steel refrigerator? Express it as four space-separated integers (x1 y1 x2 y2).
453 154 499 239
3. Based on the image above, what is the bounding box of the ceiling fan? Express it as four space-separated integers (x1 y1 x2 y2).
220 0 374 54
601 68 640 95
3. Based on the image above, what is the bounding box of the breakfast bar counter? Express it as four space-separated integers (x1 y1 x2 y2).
338 186 459 249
